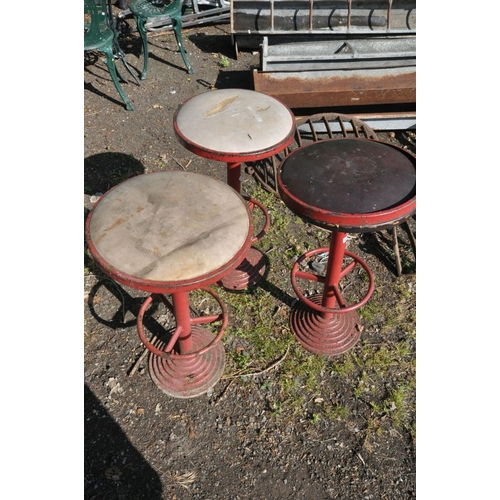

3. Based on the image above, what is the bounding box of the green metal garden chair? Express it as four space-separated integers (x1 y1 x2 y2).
129 0 194 79
84 0 135 110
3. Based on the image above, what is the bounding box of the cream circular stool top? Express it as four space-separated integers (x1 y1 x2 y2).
173 88 296 161
86 171 252 292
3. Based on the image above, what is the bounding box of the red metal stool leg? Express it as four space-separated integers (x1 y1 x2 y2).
219 162 270 290
227 161 242 192
137 288 227 398
290 231 375 356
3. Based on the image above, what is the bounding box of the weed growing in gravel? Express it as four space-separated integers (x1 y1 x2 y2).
219 54 230 67
325 404 350 420
329 354 357 377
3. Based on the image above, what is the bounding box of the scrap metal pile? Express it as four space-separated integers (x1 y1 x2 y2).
230 0 416 110
117 0 416 116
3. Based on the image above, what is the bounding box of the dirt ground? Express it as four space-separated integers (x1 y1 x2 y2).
84 9 416 500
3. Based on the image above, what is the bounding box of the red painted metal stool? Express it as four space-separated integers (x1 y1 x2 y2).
85 171 253 398
173 88 296 290
278 138 416 356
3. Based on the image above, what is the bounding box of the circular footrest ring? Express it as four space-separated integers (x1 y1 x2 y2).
242 195 270 243
136 286 228 360
291 248 375 314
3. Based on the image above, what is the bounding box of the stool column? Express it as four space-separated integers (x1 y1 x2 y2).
321 231 347 315
219 161 270 290
227 162 242 192
170 291 193 353
147 290 227 399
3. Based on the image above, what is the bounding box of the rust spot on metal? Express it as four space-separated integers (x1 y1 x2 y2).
203 95 238 117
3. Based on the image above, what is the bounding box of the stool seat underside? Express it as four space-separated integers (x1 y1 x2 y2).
88 171 250 283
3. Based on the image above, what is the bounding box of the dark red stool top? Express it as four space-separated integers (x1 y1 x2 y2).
278 138 416 233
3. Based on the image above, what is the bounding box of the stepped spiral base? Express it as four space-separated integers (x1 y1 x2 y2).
290 294 361 356
149 326 225 398
219 247 266 290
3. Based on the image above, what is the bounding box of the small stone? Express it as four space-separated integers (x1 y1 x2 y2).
90 194 102 203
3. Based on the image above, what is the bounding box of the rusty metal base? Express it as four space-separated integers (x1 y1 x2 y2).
290 294 361 356
219 247 266 290
148 326 225 398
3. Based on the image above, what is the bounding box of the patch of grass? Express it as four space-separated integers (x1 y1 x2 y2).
326 404 350 420
329 353 357 377
271 401 282 417
284 350 327 392
388 384 411 427
368 382 414 430
365 414 384 436
353 370 376 399
230 349 251 370
279 394 305 417
357 290 384 323
260 380 273 391
224 289 293 361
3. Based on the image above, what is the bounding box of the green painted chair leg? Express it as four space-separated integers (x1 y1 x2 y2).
172 16 194 75
104 48 135 110
112 59 128 85
135 16 150 80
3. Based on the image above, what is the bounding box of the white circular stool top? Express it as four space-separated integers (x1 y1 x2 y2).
174 89 295 156
87 171 251 283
